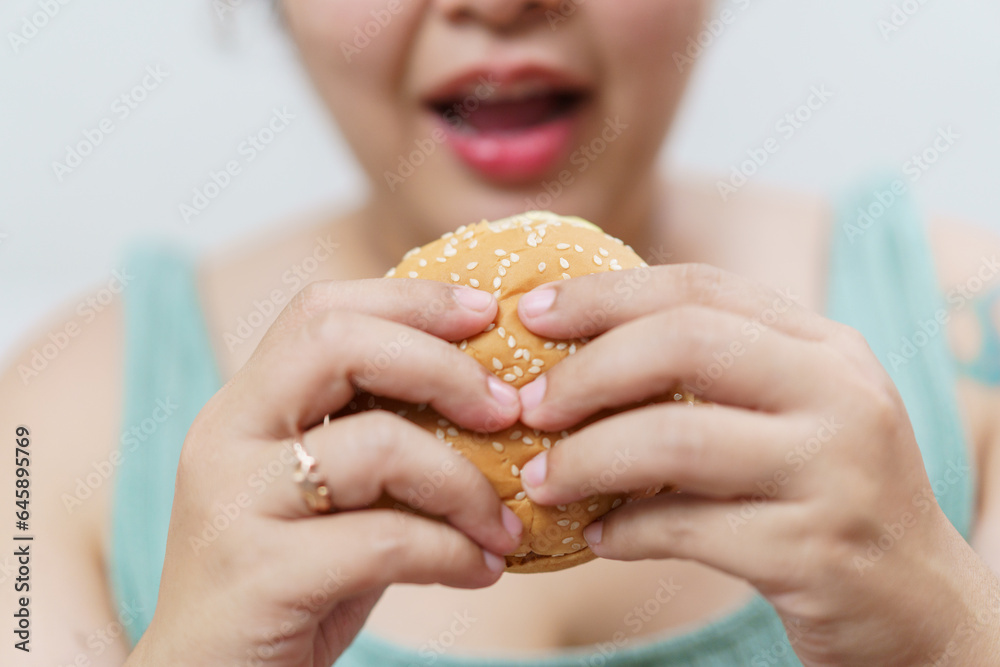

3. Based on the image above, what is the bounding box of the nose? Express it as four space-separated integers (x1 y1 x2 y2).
436 0 562 30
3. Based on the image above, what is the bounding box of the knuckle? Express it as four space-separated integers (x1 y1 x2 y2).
309 309 359 347
656 411 706 482
291 281 332 319
349 411 402 462
676 263 727 304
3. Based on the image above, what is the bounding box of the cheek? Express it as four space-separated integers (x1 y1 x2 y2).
282 0 422 90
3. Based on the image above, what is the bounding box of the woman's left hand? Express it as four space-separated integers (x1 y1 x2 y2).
514 263 1000 666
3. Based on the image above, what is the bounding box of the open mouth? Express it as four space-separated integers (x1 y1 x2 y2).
421 72 592 183
427 89 589 135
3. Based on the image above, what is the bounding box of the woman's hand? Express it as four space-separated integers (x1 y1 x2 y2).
129 279 525 667
513 263 1000 666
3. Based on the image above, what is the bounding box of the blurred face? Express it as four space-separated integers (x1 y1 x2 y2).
282 0 707 242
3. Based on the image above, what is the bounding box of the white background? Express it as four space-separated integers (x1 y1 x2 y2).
2 0 999 361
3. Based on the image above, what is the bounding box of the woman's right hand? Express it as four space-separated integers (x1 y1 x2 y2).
127 279 525 667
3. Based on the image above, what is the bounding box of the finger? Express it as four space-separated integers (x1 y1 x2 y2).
520 404 806 506
583 493 809 590
231 309 521 438
260 411 523 556
519 305 845 431
281 509 507 601
517 263 827 342
265 279 498 349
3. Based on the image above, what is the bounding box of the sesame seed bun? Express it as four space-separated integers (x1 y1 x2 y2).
345 212 696 573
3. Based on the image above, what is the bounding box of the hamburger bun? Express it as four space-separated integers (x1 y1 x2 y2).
341 211 698 572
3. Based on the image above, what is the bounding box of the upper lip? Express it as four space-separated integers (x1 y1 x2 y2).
420 63 593 108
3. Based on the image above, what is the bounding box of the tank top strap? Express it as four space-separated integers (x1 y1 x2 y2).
955 285 1000 385
826 174 976 539
108 241 223 647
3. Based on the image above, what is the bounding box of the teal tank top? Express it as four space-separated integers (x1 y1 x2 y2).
108 177 982 666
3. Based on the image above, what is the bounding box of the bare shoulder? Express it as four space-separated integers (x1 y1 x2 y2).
0 291 129 663
924 216 1000 557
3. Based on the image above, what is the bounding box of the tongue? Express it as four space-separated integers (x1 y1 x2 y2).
459 95 562 134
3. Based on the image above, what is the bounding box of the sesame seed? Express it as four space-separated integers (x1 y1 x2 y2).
532 359 544 366
544 342 555 349
501 259 511 267
493 289 501 298
557 243 570 250
562 537 574 544
466 261 479 270
498 266 506 277
593 256 603 266
508 335 516 348
493 358 503 370
513 349 523 360
459 341 467 350
522 436 533 444
510 253 519 262
529 366 541 374
436 257 447 263
442 231 454 239
447 427 459 437
599 247 609 257
587 503 600 512
497 326 506 337
538 262 546 272
611 265 623 271
561 273 571 280
469 239 478 248
569 344 577 355
611 499 623 509
469 279 480 287
503 374 516 382
512 464 520 477
527 235 538 248
443 245 457 257
493 277 502 289
397 410 408 417
386 268 396 277
559 257 570 269
492 441 504 452
451 273 460 282
449 237 459 246
485 323 495 331
510 430 522 439
495 249 507 256
556 343 567 350
557 519 570 527
456 225 466 234
575 244 583 252
570 521 580 530
408 271 418 278
418 258 427 267
557 504 567 511
463 230 475 240
438 418 449 426
435 429 445 439
404 247 420 259
513 367 523 377
515 491 526 500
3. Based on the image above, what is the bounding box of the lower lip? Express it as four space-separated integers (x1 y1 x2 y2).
434 111 581 184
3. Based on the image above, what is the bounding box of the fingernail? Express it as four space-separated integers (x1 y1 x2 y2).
519 376 547 414
501 505 523 541
520 451 547 488
454 286 493 312
519 288 556 318
488 376 519 408
583 520 603 546
483 550 506 573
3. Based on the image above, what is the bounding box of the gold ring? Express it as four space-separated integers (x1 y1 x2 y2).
292 439 335 514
